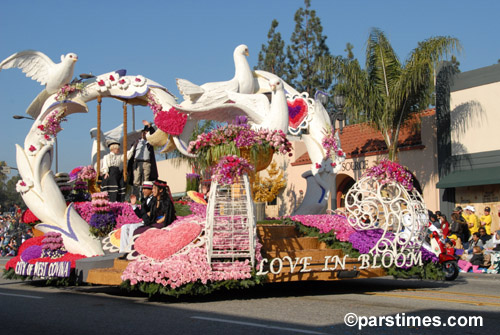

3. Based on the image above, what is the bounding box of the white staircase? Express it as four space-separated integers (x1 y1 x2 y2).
206 174 256 267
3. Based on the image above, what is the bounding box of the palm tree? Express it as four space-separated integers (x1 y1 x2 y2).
328 28 460 161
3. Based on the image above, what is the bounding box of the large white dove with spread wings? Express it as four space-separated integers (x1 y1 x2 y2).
176 44 254 108
0 50 78 94
176 78 289 133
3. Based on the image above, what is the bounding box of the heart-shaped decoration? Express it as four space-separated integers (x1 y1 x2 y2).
154 107 188 136
287 98 309 129
134 222 202 260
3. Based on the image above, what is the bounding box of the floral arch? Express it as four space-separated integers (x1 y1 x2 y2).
15 71 177 256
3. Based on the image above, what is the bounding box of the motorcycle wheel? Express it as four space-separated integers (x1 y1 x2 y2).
443 261 459 281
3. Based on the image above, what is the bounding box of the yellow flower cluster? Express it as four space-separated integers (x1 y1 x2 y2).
251 161 286 203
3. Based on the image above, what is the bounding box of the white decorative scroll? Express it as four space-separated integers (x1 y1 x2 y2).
345 177 428 258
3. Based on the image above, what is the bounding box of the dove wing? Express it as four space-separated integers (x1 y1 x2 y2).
226 91 270 119
176 102 265 124
0 50 55 85
197 78 239 106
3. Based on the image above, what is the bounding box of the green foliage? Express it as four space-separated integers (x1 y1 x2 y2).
255 19 287 78
174 202 192 217
285 0 332 97
185 175 200 192
120 271 267 298
322 28 460 161
387 262 445 281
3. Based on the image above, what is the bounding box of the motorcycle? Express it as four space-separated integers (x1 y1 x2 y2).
423 230 459 281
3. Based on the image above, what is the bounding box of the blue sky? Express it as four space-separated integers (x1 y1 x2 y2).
1 0 499 174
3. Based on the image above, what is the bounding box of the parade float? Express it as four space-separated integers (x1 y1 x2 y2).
1 45 448 297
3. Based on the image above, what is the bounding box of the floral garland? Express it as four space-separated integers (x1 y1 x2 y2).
55 83 84 101
147 92 187 136
37 108 67 140
321 125 345 163
212 155 254 185
363 159 414 191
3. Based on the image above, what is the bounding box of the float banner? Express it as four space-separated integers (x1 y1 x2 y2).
15 261 71 278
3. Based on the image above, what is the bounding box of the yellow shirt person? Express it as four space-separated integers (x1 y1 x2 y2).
463 205 480 235
480 207 492 235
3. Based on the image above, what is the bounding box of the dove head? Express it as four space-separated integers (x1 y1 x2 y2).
269 78 282 92
235 44 249 57
61 53 78 63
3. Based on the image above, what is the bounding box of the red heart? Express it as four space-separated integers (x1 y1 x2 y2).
287 98 308 129
134 222 202 260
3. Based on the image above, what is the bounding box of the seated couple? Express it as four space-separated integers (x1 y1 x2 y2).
120 180 177 253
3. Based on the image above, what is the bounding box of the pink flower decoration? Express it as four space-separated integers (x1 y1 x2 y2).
315 163 321 169
153 107 187 136
29 145 36 152
134 222 202 260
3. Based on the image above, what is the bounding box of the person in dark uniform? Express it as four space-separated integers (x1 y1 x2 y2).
119 181 155 253
130 181 154 219
127 120 158 198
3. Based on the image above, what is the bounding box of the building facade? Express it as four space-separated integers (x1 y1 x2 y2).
436 63 500 232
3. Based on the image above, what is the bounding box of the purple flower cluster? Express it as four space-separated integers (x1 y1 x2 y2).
186 173 200 180
89 212 116 230
213 155 254 185
21 245 43 262
363 159 414 191
348 229 388 254
69 166 83 181
421 247 439 264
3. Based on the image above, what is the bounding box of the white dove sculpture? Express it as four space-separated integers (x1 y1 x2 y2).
176 78 289 134
176 44 254 108
0 50 78 94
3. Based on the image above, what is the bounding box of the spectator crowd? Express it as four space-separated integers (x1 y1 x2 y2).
1 206 33 257
428 205 500 274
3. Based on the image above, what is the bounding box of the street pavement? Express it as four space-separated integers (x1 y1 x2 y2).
1 256 499 334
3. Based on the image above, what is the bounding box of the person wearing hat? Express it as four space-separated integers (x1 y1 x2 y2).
480 206 493 235
130 181 154 220
126 120 158 198
100 142 126 202
463 205 480 236
133 179 177 235
119 181 156 254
